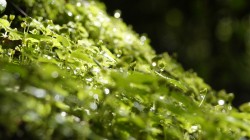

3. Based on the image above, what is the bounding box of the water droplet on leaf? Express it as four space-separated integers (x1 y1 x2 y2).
218 99 225 106
90 102 97 110
61 111 67 117
140 35 147 45
134 102 144 111
54 94 64 101
190 125 199 133
26 86 47 98
55 113 65 124
73 116 81 122
159 96 164 100
119 107 129 116
104 88 110 95
51 71 59 78
85 77 93 82
114 10 121 18
76 2 82 7
73 67 80 75
67 11 73 17
150 103 156 111
93 94 99 101
91 66 101 74
124 34 133 44
152 62 157 67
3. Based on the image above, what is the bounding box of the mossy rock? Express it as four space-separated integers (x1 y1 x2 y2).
0 0 250 139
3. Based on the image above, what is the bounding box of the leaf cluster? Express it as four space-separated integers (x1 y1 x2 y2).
0 0 250 139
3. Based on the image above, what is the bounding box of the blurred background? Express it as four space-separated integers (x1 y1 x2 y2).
101 0 250 107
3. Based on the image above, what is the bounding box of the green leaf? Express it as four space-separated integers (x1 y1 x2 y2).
0 18 10 28
57 35 71 46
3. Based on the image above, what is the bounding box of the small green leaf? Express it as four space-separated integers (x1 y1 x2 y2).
0 18 10 28
57 35 71 46
240 102 250 113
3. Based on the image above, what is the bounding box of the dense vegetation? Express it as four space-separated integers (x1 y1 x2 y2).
102 0 250 106
0 0 250 139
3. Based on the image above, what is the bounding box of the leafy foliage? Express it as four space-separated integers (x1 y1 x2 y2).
101 0 250 106
0 0 250 139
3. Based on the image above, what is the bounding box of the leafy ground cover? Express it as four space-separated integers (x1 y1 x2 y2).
1 0 250 139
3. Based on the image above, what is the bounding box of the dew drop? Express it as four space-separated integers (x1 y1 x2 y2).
113 28 117 32
103 52 116 62
200 95 205 99
67 11 73 17
35 90 46 98
124 34 132 44
115 49 123 58
76 2 81 7
94 21 101 27
150 103 156 111
152 62 157 67
104 88 110 95
134 102 144 111
75 15 82 21
73 116 80 122
218 99 225 106
74 67 80 75
93 94 99 101
45 55 52 60
61 111 67 117
85 77 93 82
91 66 101 74
190 125 199 133
112 112 116 116
119 68 124 73
178 102 183 106
90 102 97 110
88 91 93 96
51 71 59 78
99 76 109 84
116 54 121 58
114 10 121 18
140 36 147 45
7 50 12 56
26 86 47 98
119 107 129 116
55 113 65 124
54 94 64 101
97 13 105 22
159 96 164 100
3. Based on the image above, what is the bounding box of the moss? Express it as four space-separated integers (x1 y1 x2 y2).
0 0 250 139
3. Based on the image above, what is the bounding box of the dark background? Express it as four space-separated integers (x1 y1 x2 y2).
101 0 250 107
